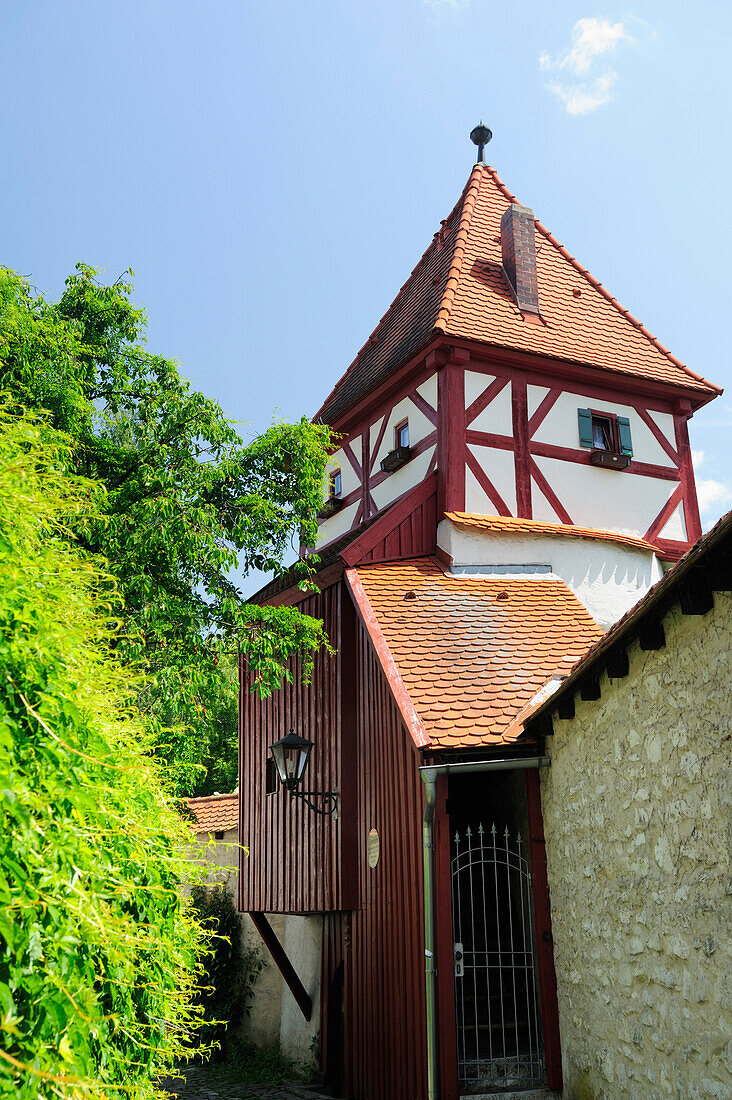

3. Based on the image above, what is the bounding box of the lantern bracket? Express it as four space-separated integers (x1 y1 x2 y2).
290 787 339 819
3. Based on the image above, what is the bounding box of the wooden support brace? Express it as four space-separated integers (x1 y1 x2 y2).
606 649 629 679
557 695 575 720
249 912 312 1021
580 676 601 702
639 620 665 651
679 572 714 616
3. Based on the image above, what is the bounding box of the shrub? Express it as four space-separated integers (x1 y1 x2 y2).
0 406 207 1097
189 885 262 1059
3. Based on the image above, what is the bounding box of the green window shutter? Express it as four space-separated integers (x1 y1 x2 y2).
577 408 593 448
617 416 633 456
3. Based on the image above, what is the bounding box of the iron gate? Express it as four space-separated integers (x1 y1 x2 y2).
452 824 545 1093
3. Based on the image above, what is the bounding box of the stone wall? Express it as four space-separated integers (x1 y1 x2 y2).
190 828 320 1061
541 592 731 1099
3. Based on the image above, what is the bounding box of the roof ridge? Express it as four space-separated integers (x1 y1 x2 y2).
314 177 472 423
186 793 237 803
481 165 721 395
434 164 483 334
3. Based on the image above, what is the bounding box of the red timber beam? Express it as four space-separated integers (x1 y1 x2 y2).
435 346 467 515
674 401 702 543
249 912 313 1021
525 769 563 1092
512 370 532 518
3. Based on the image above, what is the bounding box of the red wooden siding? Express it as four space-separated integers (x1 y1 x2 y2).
238 583 356 913
345 615 428 1100
356 489 436 563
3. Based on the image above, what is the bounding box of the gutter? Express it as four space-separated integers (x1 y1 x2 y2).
419 755 549 1099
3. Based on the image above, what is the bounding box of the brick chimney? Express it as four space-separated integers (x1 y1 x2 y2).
501 203 540 316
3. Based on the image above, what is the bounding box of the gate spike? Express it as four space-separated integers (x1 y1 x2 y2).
478 823 484 836
466 825 472 839
504 825 510 839
454 830 460 845
490 822 497 837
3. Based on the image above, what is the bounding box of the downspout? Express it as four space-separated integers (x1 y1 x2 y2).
421 767 439 1100
420 755 550 1100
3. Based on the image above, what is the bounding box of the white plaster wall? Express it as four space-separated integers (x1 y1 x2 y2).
532 391 676 468
541 595 732 1100
189 828 286 1049
372 381 436 470
437 519 663 628
532 454 685 541
370 444 435 510
527 383 551 419
280 914 322 1066
464 370 513 434
465 445 517 515
316 500 359 546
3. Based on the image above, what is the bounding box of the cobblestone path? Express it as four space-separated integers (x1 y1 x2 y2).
160 1063 333 1100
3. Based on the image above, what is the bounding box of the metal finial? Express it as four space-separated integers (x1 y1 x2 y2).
470 122 493 164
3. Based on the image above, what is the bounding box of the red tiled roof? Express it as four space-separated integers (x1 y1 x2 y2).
316 165 720 426
445 512 657 554
351 558 602 750
186 793 239 833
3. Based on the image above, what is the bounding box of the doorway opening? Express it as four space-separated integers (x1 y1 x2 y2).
448 770 545 1095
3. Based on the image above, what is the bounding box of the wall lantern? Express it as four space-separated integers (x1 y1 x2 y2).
269 729 339 818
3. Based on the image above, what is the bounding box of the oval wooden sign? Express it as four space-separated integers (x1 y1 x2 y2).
367 827 380 869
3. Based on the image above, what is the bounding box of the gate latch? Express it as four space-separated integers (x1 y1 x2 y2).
453 942 464 978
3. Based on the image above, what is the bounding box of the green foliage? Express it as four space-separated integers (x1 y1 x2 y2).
0 264 333 792
189 885 262 1059
0 406 209 1096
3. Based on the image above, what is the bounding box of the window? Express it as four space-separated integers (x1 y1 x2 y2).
265 757 277 795
214 830 225 840
395 418 410 449
330 468 342 498
591 414 615 452
578 408 633 457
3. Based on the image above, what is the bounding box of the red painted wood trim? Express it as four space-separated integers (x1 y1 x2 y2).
344 569 431 749
408 387 438 426
512 371 532 519
529 458 573 525
529 440 680 481
465 447 512 516
633 405 679 465
438 362 466 515
464 375 510 427
250 911 313 1021
434 775 459 1100
341 473 437 566
361 429 370 521
525 769 563 1092
426 447 438 476
674 414 702 543
341 439 363 481
443 336 714 413
654 537 691 561
644 484 684 542
370 413 390 471
339 590 359 910
465 429 514 452
527 387 562 437
263 562 346 609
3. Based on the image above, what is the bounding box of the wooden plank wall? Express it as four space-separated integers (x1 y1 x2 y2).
238 583 347 913
356 490 436 564
344 616 428 1100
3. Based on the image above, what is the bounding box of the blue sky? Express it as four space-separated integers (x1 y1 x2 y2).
2 0 730 536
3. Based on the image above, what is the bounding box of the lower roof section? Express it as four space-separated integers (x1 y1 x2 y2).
346 557 603 752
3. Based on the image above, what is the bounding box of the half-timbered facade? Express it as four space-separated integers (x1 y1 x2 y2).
239 154 720 1100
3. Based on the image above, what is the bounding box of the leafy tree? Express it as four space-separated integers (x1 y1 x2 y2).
0 265 332 792
0 405 209 1097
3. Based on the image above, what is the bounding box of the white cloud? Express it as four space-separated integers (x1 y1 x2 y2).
540 17 635 115
692 450 732 526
